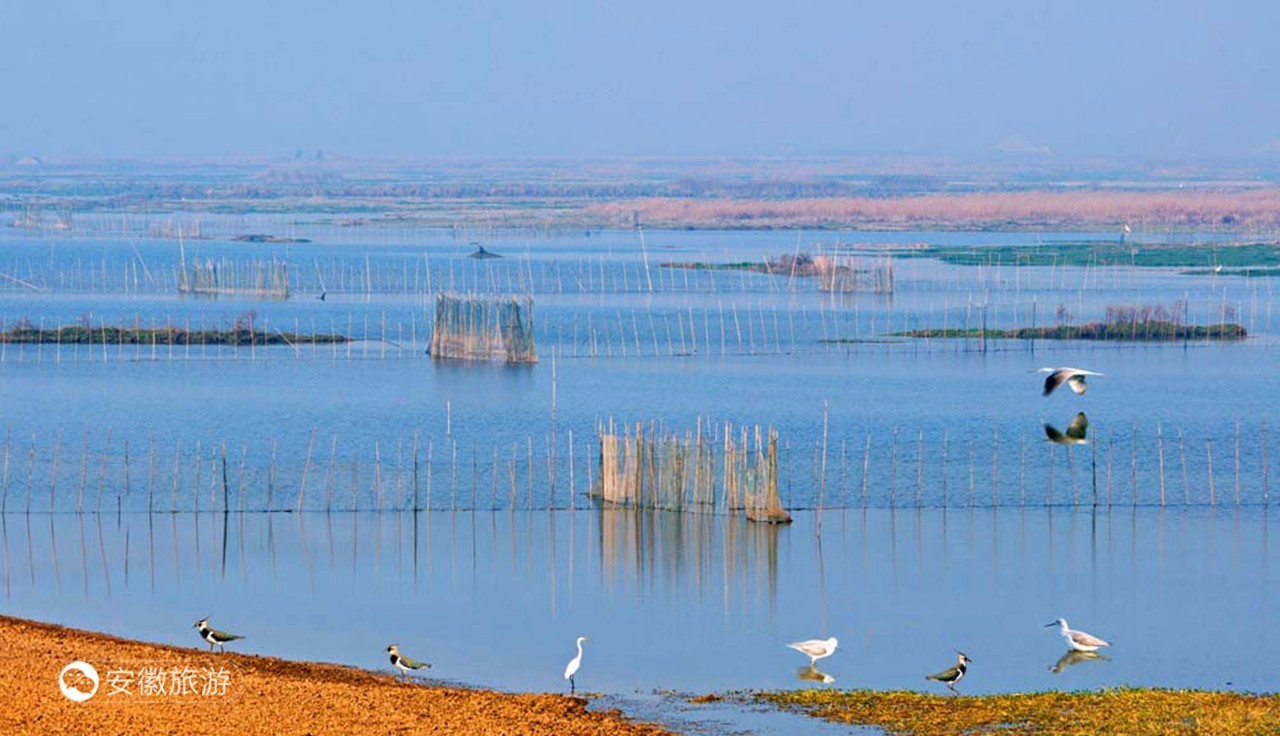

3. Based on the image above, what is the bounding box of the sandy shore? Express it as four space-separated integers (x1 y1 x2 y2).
0 615 669 735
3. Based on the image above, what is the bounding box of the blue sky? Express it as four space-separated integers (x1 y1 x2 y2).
1 0 1276 160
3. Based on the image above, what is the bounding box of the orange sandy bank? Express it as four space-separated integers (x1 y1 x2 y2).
0 615 669 735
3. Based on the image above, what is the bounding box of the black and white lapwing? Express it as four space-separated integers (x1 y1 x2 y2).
194 617 244 654
926 650 971 694
386 644 430 680
1036 367 1103 397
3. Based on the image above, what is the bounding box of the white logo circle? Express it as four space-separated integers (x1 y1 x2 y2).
58 661 99 702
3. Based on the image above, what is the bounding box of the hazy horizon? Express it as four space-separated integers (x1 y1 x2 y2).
2 1 1277 163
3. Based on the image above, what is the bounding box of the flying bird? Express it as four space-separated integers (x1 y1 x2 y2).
1044 413 1089 445
787 637 839 667
386 644 430 679
926 650 972 694
193 617 244 654
1036 367 1103 397
1045 618 1111 652
563 636 588 694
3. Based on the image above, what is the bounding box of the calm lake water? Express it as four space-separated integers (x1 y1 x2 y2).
2 508 1275 695
2 223 1278 731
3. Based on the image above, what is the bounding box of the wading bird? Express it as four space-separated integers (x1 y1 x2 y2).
787 637 839 667
193 617 244 654
1036 367 1103 397
1045 618 1111 652
926 650 971 694
386 644 430 679
563 636 588 694
1044 412 1089 445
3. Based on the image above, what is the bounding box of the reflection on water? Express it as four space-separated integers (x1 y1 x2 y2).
1049 649 1109 675
0 506 1276 698
797 665 836 684
1044 413 1089 445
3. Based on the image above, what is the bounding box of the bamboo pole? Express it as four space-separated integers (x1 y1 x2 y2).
890 428 899 508
77 432 89 513
1178 429 1189 505
1157 423 1166 506
1235 419 1241 505
1131 425 1138 507
937 429 947 507
916 431 923 508
1264 420 1271 506
412 432 420 512
0 427 8 514
817 402 828 536
170 440 180 513
296 427 317 512
96 430 110 513
24 434 35 512
1207 439 1216 506
1019 433 1025 507
991 427 999 507
267 436 279 512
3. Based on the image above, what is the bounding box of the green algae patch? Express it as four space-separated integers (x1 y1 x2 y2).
0 323 349 346
756 688 1280 736
890 321 1247 342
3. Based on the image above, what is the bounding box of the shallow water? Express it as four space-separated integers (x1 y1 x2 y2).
2 223 1278 732
2 508 1274 698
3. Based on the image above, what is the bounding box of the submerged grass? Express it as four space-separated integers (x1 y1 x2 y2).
756 688 1280 735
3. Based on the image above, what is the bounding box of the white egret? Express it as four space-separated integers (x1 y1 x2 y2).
563 636 588 693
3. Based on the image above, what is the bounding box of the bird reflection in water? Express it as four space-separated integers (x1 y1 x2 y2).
796 665 835 684
1048 649 1109 674
1044 412 1089 445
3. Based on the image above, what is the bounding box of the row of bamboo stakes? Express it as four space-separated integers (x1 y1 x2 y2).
0 420 1270 515
1 244 1273 307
